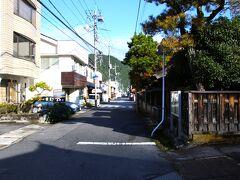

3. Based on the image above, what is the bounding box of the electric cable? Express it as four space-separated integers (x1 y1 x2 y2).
134 0 142 34
38 10 92 54
138 0 146 32
62 0 84 25
48 0 78 34
70 0 89 24
37 0 102 53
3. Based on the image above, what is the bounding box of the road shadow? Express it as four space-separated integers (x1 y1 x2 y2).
65 100 149 138
0 143 172 180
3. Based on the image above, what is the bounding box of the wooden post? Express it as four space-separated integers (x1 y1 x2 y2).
216 93 220 131
229 95 235 132
188 92 194 138
198 94 203 132
178 91 182 138
238 95 240 131
219 94 225 133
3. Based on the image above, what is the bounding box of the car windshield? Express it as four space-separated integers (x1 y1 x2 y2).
89 95 95 99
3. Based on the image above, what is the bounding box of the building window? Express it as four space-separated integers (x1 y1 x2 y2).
41 57 59 70
14 0 36 26
13 32 35 62
90 72 93 79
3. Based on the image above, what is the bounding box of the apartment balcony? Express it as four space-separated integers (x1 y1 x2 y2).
61 72 87 88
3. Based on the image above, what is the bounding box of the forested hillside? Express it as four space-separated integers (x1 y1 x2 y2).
89 54 130 92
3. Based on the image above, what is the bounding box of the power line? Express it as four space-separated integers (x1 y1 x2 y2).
38 10 92 54
82 0 91 13
47 0 78 34
41 0 93 52
90 0 112 47
134 0 142 34
76 0 91 20
37 0 101 53
93 0 101 12
44 0 94 53
8 0 93 61
138 0 146 32
70 0 88 24
62 0 84 25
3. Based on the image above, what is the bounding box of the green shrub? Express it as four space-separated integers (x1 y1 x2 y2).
45 103 71 123
0 103 18 114
82 102 93 108
17 96 41 113
19 100 33 113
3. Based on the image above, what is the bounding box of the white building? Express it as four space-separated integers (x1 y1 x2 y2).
110 81 121 99
0 0 41 103
39 34 102 104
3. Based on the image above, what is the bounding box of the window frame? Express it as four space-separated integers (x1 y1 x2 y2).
13 32 36 62
14 0 36 26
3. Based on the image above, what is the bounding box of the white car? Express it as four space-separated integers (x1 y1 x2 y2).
87 94 100 106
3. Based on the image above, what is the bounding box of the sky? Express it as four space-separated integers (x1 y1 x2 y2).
40 0 165 60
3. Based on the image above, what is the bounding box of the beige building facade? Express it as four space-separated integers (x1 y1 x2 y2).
0 0 41 103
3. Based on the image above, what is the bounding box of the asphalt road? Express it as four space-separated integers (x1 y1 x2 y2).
0 98 177 180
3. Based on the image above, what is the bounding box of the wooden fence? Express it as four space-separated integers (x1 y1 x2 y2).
188 91 240 136
136 90 240 139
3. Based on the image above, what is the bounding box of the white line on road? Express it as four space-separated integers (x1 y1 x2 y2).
77 142 156 146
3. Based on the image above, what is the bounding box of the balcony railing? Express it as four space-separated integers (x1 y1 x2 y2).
61 72 87 88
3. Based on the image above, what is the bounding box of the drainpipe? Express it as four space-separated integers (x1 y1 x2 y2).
151 51 165 137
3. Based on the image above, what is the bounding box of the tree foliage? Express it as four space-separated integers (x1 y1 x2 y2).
229 0 240 17
141 0 240 90
123 33 161 90
89 54 130 92
188 17 240 90
142 0 237 52
29 81 52 96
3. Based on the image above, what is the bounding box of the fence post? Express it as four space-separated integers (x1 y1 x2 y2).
188 92 193 138
238 95 240 131
219 93 225 133
178 91 182 138
229 95 235 132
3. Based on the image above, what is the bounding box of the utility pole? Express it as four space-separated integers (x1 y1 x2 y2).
108 43 111 102
89 9 103 107
114 63 117 81
93 17 97 107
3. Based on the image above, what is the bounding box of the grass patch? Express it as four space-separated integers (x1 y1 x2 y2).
152 130 175 152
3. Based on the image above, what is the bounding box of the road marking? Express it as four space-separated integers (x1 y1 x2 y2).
77 142 156 146
99 104 133 109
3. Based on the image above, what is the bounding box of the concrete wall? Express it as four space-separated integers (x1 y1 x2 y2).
58 41 88 65
0 0 40 78
0 0 41 103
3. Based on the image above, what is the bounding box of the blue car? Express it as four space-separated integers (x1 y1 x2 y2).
32 101 55 113
33 100 80 114
61 101 81 113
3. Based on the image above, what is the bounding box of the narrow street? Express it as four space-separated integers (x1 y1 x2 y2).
0 99 178 180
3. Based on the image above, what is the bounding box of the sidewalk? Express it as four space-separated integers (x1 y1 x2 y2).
167 144 240 179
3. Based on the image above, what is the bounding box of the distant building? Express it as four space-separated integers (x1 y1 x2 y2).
110 81 120 99
0 0 41 103
39 34 102 105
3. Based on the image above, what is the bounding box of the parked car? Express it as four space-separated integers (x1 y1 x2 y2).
32 101 55 113
61 101 81 113
33 100 80 114
87 94 100 106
